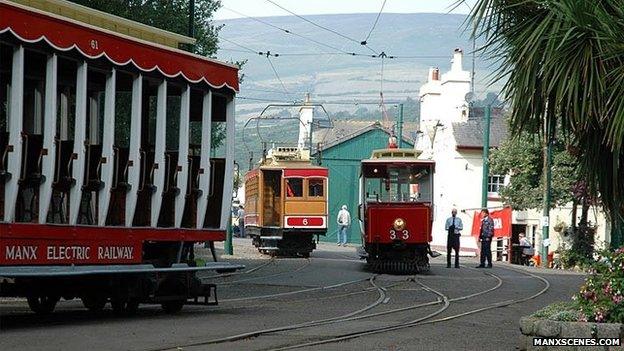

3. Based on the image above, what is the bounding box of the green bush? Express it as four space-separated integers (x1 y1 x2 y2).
574 247 624 323
531 301 584 322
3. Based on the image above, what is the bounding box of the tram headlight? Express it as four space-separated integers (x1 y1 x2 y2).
393 218 406 231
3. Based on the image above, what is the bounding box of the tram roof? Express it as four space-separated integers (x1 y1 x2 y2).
246 162 329 180
0 0 239 92
361 148 435 165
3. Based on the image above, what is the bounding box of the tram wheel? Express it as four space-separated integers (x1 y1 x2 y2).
111 297 140 316
27 295 59 315
161 300 185 314
81 294 107 312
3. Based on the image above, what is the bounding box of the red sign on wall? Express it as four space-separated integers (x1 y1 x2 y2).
470 207 512 238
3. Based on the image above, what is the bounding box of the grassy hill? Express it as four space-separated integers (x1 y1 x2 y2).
216 13 502 166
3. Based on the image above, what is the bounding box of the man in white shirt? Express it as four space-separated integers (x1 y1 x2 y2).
444 208 463 268
336 205 351 246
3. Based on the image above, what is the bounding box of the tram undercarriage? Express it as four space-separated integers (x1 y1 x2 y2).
360 243 431 274
249 227 319 257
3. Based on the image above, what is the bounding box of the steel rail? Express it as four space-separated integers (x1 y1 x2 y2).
270 266 550 350
154 269 503 351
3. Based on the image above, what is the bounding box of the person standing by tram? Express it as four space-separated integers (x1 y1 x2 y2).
236 205 246 238
476 209 495 268
336 205 351 246
445 208 463 268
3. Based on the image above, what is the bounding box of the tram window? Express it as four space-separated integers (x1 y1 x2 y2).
308 178 324 197
286 178 303 197
363 164 433 203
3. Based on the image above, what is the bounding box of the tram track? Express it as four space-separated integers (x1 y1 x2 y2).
151 276 388 351
202 258 276 280
267 266 551 350
214 259 312 286
155 267 504 351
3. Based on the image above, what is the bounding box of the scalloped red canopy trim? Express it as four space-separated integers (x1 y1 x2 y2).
0 2 239 92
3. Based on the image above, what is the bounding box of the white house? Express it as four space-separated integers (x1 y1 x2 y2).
417 49 609 261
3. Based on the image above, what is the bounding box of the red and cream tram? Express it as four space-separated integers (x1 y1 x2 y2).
359 146 435 273
0 0 241 314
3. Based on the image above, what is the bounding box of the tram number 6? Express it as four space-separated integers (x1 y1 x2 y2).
302 218 308 226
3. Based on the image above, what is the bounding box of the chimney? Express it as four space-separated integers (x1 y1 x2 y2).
428 67 440 81
451 48 463 72
298 93 314 150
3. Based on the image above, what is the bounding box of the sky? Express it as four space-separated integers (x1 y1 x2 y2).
214 0 476 20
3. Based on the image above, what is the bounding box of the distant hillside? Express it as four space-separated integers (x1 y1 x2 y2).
216 12 501 122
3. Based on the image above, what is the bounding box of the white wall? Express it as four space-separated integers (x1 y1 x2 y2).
419 49 471 125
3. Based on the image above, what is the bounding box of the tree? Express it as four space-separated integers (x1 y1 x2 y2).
470 0 624 249
67 0 238 151
490 131 577 210
68 0 221 56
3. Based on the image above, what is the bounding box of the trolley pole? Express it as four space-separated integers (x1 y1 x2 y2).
541 122 554 267
481 105 491 208
397 104 404 148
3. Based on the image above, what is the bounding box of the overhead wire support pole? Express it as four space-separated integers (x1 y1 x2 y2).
398 103 404 148
541 118 554 267
481 105 491 208
187 0 195 52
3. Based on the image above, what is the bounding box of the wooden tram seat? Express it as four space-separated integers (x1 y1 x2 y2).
18 133 45 187
47 138 76 223
181 155 201 228
163 151 180 195
52 138 76 193
203 158 225 229
111 146 131 192
132 148 156 226
157 151 179 227
81 143 105 192
187 155 202 198
0 132 11 182
105 146 130 226
138 149 157 194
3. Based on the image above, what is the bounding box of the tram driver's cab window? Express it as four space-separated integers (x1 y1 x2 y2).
362 164 433 203
308 178 324 197
286 178 303 197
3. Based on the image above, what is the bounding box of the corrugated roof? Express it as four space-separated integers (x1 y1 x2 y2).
452 117 508 149
314 120 420 151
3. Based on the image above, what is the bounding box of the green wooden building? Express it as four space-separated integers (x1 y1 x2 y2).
314 121 417 244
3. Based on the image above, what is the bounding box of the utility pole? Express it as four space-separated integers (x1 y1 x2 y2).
187 0 195 52
481 105 491 208
541 121 554 267
397 104 404 148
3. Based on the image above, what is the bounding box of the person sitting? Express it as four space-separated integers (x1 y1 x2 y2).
518 233 534 266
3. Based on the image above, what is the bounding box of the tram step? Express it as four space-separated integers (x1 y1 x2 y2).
257 247 280 250
260 236 283 241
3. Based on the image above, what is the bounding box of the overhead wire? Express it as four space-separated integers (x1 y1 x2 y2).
265 0 379 55
221 6 371 57
362 0 387 45
266 55 290 95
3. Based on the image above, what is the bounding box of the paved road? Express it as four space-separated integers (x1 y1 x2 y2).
0 240 586 351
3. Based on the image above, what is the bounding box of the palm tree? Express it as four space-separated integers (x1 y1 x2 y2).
468 0 624 249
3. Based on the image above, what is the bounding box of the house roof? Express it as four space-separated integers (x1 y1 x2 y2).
314 120 420 151
452 117 508 149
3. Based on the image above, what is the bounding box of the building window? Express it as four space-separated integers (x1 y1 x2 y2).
488 175 505 194
308 178 324 197
286 178 303 197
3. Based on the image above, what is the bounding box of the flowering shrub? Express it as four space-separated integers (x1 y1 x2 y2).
574 247 624 323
